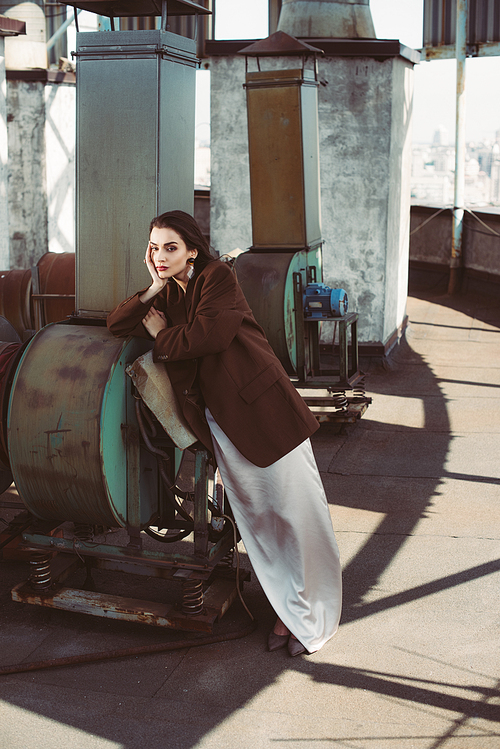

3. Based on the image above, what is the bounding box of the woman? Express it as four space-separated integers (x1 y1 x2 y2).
107 210 342 656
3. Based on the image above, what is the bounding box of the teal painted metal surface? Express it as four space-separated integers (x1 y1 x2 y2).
19 533 226 571
8 323 154 527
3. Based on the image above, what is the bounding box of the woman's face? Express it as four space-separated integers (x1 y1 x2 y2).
149 226 197 284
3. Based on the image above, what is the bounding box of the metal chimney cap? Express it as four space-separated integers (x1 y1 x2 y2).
55 0 210 18
238 31 324 56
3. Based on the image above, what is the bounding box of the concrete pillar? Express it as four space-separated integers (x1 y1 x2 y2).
6 70 75 269
208 40 418 353
0 35 9 267
318 52 415 349
6 76 48 268
0 14 24 268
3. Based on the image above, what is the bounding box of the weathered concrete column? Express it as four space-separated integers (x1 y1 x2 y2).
5 69 75 268
208 39 418 354
0 14 25 267
0 35 9 267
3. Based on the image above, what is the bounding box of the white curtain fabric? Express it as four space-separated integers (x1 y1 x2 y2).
206 409 342 653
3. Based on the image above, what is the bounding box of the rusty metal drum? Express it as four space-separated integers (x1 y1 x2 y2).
234 249 322 375
36 252 75 324
8 323 156 528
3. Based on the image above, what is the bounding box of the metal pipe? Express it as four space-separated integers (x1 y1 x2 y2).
449 0 467 295
47 10 80 51
0 620 258 676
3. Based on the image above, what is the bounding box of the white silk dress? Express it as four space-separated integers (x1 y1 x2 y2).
206 409 342 653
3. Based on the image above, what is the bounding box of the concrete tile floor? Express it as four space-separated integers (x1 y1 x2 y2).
0 288 499 749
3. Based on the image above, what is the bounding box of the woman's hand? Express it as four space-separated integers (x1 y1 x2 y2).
147 241 169 288
142 307 168 339
139 242 167 303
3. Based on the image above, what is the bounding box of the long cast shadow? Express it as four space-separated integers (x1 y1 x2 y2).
0 289 499 749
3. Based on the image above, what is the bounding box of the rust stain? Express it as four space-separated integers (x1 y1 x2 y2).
75 341 107 357
57 366 86 380
25 389 55 410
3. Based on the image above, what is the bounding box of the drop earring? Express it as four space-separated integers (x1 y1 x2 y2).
186 257 195 280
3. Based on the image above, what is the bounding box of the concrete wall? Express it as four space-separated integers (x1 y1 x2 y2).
210 52 414 347
6 74 75 268
318 55 413 346
210 55 252 255
0 37 9 267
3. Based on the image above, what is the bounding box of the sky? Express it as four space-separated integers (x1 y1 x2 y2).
210 0 500 146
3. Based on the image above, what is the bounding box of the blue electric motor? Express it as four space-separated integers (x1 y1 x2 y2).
303 283 348 319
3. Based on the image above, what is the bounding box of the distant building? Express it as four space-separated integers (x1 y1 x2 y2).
411 134 500 209
490 144 500 204
432 125 449 147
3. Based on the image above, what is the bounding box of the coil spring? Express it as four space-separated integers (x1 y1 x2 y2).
327 389 348 412
182 578 204 615
351 378 366 402
216 550 234 570
74 523 94 543
29 551 52 590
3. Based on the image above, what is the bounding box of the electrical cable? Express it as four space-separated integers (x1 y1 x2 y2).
409 207 451 236
409 205 500 241
221 513 254 623
144 526 191 543
464 208 500 238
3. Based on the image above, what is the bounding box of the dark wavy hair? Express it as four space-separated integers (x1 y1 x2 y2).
149 210 215 273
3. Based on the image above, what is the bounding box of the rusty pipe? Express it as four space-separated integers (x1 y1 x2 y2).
0 619 258 676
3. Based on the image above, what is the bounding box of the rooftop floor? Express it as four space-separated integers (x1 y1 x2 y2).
1 287 499 749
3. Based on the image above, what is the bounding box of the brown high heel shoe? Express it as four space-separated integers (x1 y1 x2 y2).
287 636 307 657
268 631 290 651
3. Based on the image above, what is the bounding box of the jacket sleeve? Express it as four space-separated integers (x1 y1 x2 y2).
106 290 154 339
153 262 245 362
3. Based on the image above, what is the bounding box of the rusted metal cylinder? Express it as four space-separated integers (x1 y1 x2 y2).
36 252 76 324
234 250 321 375
0 253 75 339
0 269 32 339
0 340 23 471
8 323 155 527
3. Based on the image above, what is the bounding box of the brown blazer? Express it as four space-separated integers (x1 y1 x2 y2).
107 260 319 467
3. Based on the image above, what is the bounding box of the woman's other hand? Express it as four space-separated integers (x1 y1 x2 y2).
142 307 167 339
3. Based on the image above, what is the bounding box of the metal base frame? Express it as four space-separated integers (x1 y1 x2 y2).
12 553 250 633
292 276 372 421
